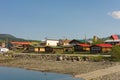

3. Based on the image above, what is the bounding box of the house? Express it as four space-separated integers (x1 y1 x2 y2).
69 39 88 46
0 42 6 48
11 42 32 51
45 46 64 53
46 39 59 46
90 44 112 53
58 39 71 46
39 41 46 46
74 44 90 52
33 46 65 53
62 45 74 52
34 46 46 53
105 34 120 45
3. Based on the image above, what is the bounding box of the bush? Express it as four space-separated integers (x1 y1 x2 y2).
89 56 104 62
111 46 120 61
3 50 14 57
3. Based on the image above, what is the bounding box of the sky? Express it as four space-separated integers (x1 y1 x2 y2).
0 0 120 40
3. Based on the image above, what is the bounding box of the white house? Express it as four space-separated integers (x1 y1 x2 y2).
104 34 120 45
46 39 59 46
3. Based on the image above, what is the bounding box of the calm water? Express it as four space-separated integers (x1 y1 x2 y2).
0 67 82 80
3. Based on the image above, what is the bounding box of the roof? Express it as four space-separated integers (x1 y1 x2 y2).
95 44 112 47
46 39 59 41
78 44 90 47
105 39 120 42
11 42 31 45
111 35 119 40
46 46 63 49
62 45 73 48
70 39 88 44
60 39 71 43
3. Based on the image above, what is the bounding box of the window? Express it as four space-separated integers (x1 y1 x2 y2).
92 47 100 50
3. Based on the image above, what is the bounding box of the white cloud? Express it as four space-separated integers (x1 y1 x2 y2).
109 11 120 19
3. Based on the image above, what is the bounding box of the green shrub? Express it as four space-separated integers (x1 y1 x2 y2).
111 46 120 61
3 50 14 57
89 56 104 62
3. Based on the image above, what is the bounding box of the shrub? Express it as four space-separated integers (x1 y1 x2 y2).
4 50 14 57
111 46 120 61
89 56 104 62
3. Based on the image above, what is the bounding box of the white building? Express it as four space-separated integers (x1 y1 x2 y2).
104 34 120 45
46 39 59 46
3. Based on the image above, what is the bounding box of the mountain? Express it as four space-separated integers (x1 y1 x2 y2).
0 34 16 39
0 34 33 42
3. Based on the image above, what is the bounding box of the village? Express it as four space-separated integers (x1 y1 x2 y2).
0 34 119 54
0 34 120 80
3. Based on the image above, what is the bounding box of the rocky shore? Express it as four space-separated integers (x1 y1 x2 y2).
0 53 120 80
92 72 120 80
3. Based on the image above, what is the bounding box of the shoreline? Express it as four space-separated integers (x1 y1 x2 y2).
75 65 120 80
0 54 120 80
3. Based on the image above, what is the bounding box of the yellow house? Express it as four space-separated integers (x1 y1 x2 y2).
34 46 45 53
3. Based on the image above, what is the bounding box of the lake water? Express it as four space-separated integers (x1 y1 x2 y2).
0 67 82 80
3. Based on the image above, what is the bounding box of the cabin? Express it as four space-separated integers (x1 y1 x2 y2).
62 45 74 53
45 46 64 53
74 44 90 52
69 39 88 46
90 44 112 53
11 42 32 51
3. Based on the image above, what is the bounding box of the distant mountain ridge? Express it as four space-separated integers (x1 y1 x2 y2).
0 34 28 41
0 34 16 39
1 34 120 42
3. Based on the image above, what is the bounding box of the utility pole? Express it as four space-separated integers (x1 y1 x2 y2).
85 35 87 44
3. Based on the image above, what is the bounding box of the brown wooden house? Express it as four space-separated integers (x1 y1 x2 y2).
69 39 89 46
11 42 32 51
90 44 112 53
62 45 74 52
74 44 90 52
45 46 64 53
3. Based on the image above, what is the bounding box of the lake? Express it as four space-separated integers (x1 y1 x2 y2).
0 67 83 80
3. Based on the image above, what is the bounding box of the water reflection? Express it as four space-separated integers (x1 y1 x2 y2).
0 67 82 80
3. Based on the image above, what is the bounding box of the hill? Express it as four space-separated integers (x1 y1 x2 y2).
0 34 39 42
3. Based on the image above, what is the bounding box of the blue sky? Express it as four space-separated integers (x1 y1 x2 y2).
0 0 120 40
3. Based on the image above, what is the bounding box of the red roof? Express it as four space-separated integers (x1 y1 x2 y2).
11 42 31 45
78 44 90 47
111 35 119 40
95 44 112 47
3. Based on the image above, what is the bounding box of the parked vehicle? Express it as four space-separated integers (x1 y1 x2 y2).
0 48 9 53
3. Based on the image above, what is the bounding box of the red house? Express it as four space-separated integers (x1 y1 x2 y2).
74 43 90 52
90 44 112 53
